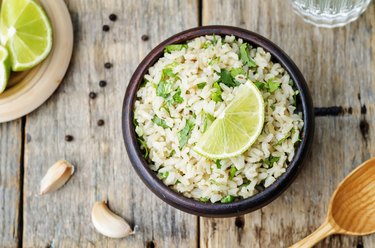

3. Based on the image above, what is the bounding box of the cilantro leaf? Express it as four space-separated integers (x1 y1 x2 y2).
230 67 246 78
200 197 210 203
221 195 235 203
229 166 237 179
164 44 188 53
172 87 184 104
178 119 195 149
254 81 266 90
156 80 173 99
197 82 207 89
263 156 280 167
219 69 239 87
254 79 280 93
215 160 222 169
212 34 218 45
240 43 256 68
202 41 212 49
162 68 176 79
267 79 280 93
137 138 149 159
158 171 169 180
209 56 220 65
211 82 223 102
152 115 169 129
203 113 215 133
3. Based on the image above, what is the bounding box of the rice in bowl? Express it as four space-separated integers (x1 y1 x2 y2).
133 35 303 203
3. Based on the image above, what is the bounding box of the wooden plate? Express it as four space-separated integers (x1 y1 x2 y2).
0 0 73 123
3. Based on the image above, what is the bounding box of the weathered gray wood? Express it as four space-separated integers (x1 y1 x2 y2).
22 0 198 247
0 120 22 248
201 0 375 247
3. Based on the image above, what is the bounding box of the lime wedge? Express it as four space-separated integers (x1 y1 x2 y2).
194 82 265 159
0 0 53 71
0 45 10 94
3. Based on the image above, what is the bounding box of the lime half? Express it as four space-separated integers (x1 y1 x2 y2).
0 45 10 94
194 82 265 159
0 0 53 71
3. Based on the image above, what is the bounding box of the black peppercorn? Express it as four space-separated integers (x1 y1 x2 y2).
102 25 110 32
141 34 149 41
97 119 105 126
89 92 97 99
65 135 74 142
104 62 112 69
109 14 117 21
99 80 107 87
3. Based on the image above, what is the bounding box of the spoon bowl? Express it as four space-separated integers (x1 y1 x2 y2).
330 158 375 235
291 157 375 247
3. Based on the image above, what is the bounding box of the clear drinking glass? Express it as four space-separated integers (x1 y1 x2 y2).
291 0 372 28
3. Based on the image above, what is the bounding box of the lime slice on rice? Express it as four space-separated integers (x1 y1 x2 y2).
194 81 265 159
0 0 53 71
0 45 10 94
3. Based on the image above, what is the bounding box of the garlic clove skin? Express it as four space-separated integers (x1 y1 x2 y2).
91 201 133 238
39 160 74 195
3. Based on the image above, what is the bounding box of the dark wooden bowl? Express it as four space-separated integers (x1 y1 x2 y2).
122 26 314 217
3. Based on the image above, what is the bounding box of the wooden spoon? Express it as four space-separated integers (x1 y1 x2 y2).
290 157 375 248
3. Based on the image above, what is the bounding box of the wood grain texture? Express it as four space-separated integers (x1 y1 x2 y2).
201 0 375 247
0 120 22 248
22 0 198 247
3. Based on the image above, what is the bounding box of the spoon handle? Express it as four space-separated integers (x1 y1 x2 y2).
290 221 336 248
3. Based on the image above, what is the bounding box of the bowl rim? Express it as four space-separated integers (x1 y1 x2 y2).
122 25 314 217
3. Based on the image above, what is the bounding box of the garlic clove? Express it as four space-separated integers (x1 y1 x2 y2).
39 160 74 195
91 201 133 238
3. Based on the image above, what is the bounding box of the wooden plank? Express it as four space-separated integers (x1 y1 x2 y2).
201 0 375 247
0 120 22 248
22 0 199 247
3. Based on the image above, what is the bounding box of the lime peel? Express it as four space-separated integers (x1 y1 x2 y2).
0 45 10 94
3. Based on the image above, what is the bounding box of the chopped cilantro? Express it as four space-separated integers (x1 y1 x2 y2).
197 82 207 89
178 118 195 149
209 56 220 65
211 82 223 102
254 81 266 90
221 195 235 203
152 115 169 129
172 87 184 104
229 166 237 179
159 102 171 115
230 67 246 78
275 134 290 145
215 160 222 169
267 79 280 93
164 44 188 53
219 69 239 87
254 79 280 92
200 197 210 202
240 43 256 68
140 79 149 88
158 171 169 180
263 156 280 167
162 68 176 80
137 138 149 159
156 80 173 99
203 41 212 49
212 34 218 45
168 150 176 158
203 113 215 133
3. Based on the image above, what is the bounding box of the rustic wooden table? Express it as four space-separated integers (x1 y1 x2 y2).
1 0 374 247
